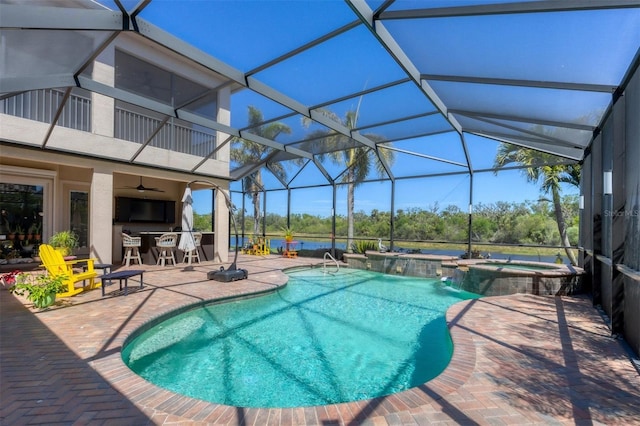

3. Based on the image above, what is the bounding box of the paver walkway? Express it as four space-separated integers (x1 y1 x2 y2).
1 255 639 425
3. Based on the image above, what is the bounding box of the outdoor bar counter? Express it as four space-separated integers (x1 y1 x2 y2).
137 231 214 265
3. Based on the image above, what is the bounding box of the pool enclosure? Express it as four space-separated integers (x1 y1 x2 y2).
1 1 639 356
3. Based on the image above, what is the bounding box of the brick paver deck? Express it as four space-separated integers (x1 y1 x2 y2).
1 255 639 425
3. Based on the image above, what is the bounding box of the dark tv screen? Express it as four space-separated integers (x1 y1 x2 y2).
116 197 175 223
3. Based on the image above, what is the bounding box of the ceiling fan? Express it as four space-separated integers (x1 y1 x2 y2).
121 177 164 193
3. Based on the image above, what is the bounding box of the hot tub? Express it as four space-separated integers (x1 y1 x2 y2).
451 260 584 296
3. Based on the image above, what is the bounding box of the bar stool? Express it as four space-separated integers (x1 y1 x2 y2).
182 232 202 265
155 232 177 266
122 233 142 266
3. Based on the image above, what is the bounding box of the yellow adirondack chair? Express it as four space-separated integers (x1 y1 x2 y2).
258 238 271 255
38 244 100 297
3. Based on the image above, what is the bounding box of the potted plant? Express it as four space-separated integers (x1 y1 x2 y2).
49 230 79 256
8 272 67 309
15 225 25 241
6 221 16 240
29 223 41 242
282 226 294 243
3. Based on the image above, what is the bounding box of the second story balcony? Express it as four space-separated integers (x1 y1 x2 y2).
1 89 218 160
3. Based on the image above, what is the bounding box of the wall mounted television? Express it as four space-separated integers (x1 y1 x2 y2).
115 197 176 223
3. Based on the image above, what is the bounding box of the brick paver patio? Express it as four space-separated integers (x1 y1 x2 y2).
1 255 639 425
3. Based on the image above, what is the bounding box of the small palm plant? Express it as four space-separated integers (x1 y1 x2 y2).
49 230 79 256
282 226 294 242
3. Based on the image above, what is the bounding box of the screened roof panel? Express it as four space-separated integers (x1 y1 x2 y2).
459 115 595 149
321 80 438 128
384 133 469 166
268 150 305 164
457 114 585 149
309 151 358 183
460 134 504 170
321 148 392 184
251 25 408 106
230 91 296 128
430 81 612 126
383 147 468 178
134 0 357 72
245 114 336 146
465 130 584 166
257 165 286 190
482 136 585 160
384 9 640 85
230 143 277 173
383 0 536 9
264 156 309 187
361 113 453 142
0 29 113 93
290 133 361 156
289 161 333 188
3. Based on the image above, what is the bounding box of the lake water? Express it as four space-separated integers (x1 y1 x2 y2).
232 237 564 263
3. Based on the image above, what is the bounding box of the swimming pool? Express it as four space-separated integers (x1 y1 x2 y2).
121 267 480 408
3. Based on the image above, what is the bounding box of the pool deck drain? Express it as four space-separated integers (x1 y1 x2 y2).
1 254 639 425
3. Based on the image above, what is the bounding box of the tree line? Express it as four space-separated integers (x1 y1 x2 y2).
195 195 579 247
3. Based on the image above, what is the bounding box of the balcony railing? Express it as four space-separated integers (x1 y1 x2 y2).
1 91 217 159
0 89 91 131
115 106 217 158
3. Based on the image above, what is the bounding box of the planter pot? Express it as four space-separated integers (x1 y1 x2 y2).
55 248 71 257
32 292 56 309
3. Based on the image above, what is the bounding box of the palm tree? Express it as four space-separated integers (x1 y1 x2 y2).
303 108 395 252
231 106 291 236
494 144 580 265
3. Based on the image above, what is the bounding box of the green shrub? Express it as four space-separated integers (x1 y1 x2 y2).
352 240 377 254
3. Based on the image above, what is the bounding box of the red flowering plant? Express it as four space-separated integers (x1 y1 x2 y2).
1 270 21 287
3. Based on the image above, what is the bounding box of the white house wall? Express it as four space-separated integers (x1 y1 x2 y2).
90 168 113 264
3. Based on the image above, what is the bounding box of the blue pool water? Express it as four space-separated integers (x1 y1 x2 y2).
121 268 480 408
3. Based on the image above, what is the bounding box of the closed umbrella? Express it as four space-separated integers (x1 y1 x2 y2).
178 187 196 253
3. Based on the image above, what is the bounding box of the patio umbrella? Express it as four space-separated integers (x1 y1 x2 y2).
178 187 196 253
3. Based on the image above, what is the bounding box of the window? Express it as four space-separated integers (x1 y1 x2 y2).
0 166 54 259
69 191 89 249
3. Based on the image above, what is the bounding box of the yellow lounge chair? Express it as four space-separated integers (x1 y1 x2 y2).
38 244 99 297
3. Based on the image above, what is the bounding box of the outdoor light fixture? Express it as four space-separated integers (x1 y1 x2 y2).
603 171 613 195
579 195 585 210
